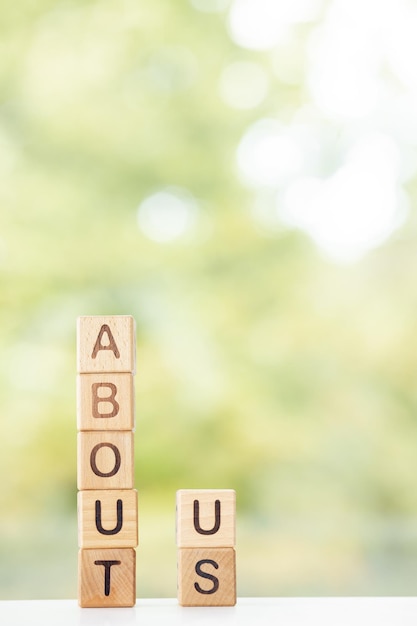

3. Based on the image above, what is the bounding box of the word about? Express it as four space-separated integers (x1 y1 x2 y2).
77 315 138 608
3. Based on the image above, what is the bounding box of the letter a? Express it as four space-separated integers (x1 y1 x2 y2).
91 325 120 359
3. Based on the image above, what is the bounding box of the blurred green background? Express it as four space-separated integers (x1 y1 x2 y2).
2 0 417 600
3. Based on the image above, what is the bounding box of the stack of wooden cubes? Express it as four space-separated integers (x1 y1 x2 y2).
77 315 137 608
176 489 236 606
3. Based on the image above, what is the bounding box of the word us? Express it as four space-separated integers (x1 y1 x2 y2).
77 315 137 608
177 489 236 606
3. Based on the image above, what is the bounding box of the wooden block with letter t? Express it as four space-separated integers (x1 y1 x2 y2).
77 315 136 374
176 489 236 548
178 547 236 607
78 547 136 607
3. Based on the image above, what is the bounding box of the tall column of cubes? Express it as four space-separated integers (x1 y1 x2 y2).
77 316 138 608
176 489 236 606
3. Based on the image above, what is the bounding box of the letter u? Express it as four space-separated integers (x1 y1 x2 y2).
95 499 123 535
193 499 221 535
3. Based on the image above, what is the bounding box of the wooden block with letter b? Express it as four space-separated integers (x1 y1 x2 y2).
77 372 134 431
77 315 136 374
78 547 136 608
177 547 236 607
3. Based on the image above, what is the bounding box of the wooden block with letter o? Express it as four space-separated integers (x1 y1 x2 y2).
77 431 134 490
77 373 134 431
78 547 136 607
178 547 236 606
78 489 138 549
77 315 136 374
176 489 236 548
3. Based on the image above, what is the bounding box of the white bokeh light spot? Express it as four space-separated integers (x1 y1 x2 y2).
137 188 197 243
219 61 269 110
237 119 304 187
228 0 322 51
190 0 230 12
279 133 406 262
386 7 417 92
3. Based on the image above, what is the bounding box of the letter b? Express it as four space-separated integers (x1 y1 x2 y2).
77 373 134 431
92 383 119 419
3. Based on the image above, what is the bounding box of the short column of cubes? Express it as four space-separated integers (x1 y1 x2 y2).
77 316 138 608
176 489 236 606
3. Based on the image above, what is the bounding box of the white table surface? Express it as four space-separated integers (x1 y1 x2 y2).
1 597 417 626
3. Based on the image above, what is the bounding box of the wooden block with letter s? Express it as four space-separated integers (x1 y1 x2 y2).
177 547 236 607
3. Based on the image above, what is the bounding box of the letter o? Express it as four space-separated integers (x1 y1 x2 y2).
90 443 121 477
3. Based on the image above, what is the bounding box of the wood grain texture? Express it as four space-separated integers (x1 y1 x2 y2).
78 489 138 549
78 548 136 607
177 547 236 607
77 316 135 374
77 373 135 431
77 431 134 490
176 489 236 548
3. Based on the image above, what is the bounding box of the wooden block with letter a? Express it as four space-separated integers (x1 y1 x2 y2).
77 315 135 374
177 547 236 607
78 548 136 608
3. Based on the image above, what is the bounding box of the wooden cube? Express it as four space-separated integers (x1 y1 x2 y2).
176 489 236 548
77 316 135 374
77 431 134 490
77 373 134 431
78 548 136 607
177 547 236 607
78 489 138 549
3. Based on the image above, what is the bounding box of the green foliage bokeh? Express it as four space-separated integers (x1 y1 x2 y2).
2 0 417 600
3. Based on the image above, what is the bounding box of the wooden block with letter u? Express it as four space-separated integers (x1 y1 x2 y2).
77 315 137 608
176 489 236 606
78 489 138 549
